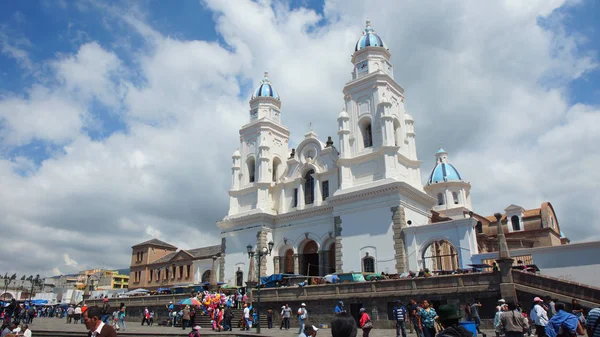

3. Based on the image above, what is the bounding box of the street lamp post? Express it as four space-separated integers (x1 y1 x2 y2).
27 275 40 301
247 240 274 334
3 273 17 301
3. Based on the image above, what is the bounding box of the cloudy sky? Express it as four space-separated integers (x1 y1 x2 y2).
0 0 598 277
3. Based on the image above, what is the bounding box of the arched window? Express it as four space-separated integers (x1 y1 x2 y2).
247 157 255 183
360 120 373 148
511 215 521 231
304 169 315 205
422 240 458 271
272 157 281 182
452 192 459 205
235 269 244 287
437 193 444 206
362 253 375 273
201 270 211 283
476 221 483 234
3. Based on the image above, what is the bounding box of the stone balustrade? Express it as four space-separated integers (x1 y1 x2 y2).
255 272 499 301
85 293 189 308
512 270 600 306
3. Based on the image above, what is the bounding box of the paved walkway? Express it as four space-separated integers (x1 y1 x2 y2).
27 317 495 337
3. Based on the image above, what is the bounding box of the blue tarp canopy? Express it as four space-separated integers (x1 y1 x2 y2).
259 274 300 288
156 288 171 292
29 299 48 305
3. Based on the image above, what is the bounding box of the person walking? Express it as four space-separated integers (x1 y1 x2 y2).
101 297 111 324
266 308 273 329
545 302 584 337
495 304 508 337
182 305 191 330
282 304 291 330
531 297 548 337
501 303 529 337
74 306 82 324
409 299 422 337
418 300 438 337
142 307 150 326
393 300 408 337
465 301 473 321
118 303 126 332
298 303 308 334
472 300 484 335
66 305 73 324
223 305 233 331
359 307 373 337
243 303 251 331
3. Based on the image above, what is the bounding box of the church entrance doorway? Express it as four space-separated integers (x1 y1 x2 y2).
300 240 319 276
422 240 459 272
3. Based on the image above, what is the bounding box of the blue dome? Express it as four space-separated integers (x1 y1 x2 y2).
252 71 279 100
355 20 388 52
427 148 463 185
427 163 463 185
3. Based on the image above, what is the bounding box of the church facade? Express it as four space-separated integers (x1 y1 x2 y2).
216 21 566 286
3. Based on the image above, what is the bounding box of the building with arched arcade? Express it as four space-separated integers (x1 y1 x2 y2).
216 20 569 285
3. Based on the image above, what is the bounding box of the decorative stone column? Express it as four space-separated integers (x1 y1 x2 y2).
334 216 343 273
247 254 256 283
273 256 280 274
318 250 325 276
293 254 299 275
297 181 305 210
257 230 268 277
494 213 517 303
390 206 408 273
209 256 218 291
219 238 226 282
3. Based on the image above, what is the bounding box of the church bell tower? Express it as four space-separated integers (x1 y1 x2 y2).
228 72 290 215
337 20 422 192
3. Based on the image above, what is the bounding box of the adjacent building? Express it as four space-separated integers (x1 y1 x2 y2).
129 239 221 290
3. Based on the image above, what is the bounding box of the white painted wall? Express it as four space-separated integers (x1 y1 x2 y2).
403 218 478 271
472 241 600 287
339 204 395 273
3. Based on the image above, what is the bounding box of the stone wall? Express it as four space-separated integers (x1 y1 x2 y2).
252 273 501 328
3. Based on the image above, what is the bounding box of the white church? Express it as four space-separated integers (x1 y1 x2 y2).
216 20 499 285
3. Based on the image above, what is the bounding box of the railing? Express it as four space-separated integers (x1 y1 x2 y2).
512 270 600 305
255 272 499 300
86 293 189 307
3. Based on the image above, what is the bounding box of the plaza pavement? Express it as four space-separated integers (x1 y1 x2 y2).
29 317 495 337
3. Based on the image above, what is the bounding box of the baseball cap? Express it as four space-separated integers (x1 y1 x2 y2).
534 297 542 302
301 303 306 306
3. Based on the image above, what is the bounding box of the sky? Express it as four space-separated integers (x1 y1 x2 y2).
0 0 598 277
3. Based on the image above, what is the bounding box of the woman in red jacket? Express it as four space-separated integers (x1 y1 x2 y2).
359 308 373 337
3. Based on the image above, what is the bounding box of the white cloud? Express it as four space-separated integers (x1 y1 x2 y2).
0 0 597 276
63 254 78 266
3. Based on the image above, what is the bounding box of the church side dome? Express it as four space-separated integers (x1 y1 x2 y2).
427 148 463 185
252 71 279 100
355 19 388 52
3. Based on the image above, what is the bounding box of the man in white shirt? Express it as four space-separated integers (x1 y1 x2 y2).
531 297 549 337
243 304 251 331
21 324 32 337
